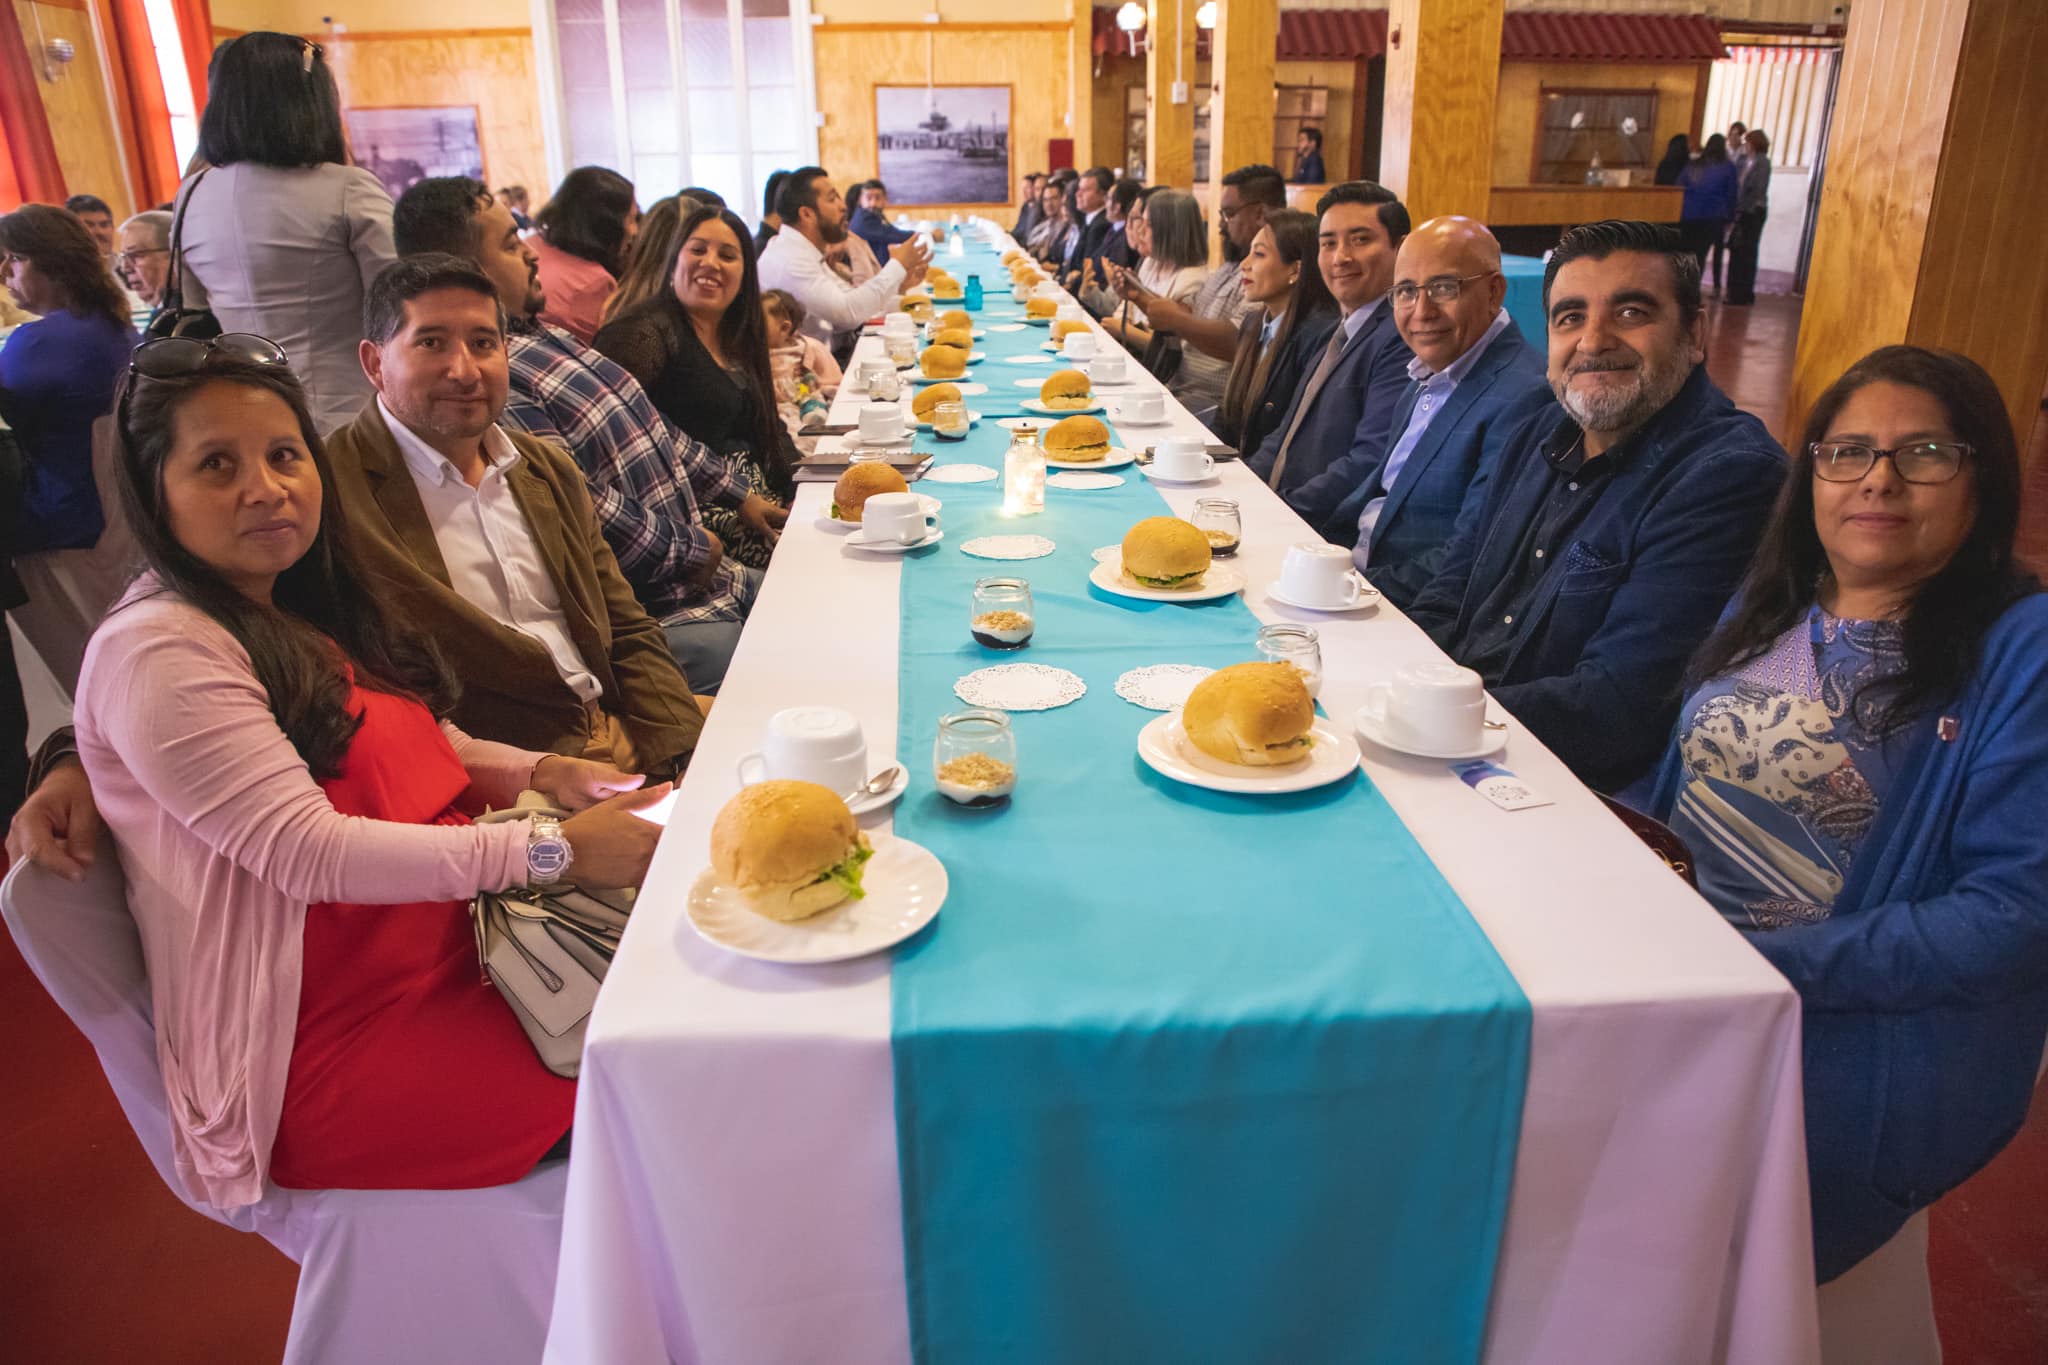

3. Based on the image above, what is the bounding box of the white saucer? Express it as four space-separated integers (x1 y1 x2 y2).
1140 464 1218 486
1353 702 1509 761
1088 555 1246 603
1137 714 1361 795
685 835 946 964
1106 406 1172 427
844 527 945 554
1047 447 1135 471
845 764 910 815
824 494 941 533
1266 577 1381 614
1023 397 1104 417
1088 373 1140 388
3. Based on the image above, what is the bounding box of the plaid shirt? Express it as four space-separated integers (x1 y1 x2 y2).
503 317 750 626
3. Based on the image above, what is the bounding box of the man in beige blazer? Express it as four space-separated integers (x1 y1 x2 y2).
323 254 702 779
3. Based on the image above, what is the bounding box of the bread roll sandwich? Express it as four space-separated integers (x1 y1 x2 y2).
1044 414 1111 462
1001 248 1027 266
831 462 910 521
1038 369 1094 410
931 326 974 352
938 310 973 332
1024 296 1059 319
710 780 875 921
920 344 968 379
1052 318 1091 342
1119 516 1212 590
1181 663 1316 768
903 296 934 322
911 382 961 422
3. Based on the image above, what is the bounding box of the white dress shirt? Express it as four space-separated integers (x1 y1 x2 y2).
380 399 604 703
757 224 908 350
1357 308 1512 553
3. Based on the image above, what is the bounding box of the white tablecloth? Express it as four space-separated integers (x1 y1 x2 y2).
545 264 1819 1364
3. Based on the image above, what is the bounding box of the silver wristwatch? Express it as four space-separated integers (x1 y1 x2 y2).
526 814 574 886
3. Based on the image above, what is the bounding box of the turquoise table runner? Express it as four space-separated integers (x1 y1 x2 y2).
889 241 1530 1363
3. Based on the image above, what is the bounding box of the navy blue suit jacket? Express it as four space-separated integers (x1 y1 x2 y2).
1405 365 1787 791
1292 149 1326 183
850 207 911 266
1332 324 1552 603
1245 303 1411 522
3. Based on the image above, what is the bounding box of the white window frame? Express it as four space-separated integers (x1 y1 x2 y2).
530 0 820 223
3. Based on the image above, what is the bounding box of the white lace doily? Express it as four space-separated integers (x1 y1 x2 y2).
954 664 1086 711
1001 354 1055 366
960 535 1056 560
1092 544 1121 563
925 463 999 483
986 323 1028 332
1114 664 1214 712
995 417 1048 432
1012 376 1054 388
1047 471 1124 490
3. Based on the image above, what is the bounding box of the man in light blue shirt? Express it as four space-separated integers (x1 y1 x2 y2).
1327 217 1552 606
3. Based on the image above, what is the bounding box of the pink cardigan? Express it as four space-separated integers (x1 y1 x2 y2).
73 584 544 1210
529 233 616 345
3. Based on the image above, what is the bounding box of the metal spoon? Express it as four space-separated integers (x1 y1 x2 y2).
844 766 903 804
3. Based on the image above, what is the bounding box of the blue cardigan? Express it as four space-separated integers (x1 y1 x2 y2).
1644 592 2048 1281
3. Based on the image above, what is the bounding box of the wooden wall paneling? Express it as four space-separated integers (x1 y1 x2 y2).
1066 4 1092 179
16 0 133 215
325 32 548 206
1203 0 1275 261
1381 0 1503 223
1275 58 1352 185
813 26 1069 216
1143 0 1195 189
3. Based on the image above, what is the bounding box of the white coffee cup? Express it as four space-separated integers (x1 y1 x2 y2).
1060 331 1097 360
858 358 893 390
859 402 906 444
1279 542 1364 608
861 491 939 545
882 312 914 336
1090 352 1128 383
1151 438 1213 481
1056 304 1086 324
1123 390 1167 423
735 706 868 795
1366 662 1487 753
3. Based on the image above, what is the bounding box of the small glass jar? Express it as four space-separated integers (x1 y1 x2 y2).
1001 424 1046 517
1255 623 1323 698
932 399 972 441
933 708 1017 809
1191 498 1242 557
970 576 1034 650
884 332 917 368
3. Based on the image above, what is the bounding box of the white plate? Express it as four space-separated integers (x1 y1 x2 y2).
1353 702 1509 761
685 836 947 965
1022 316 1052 326
845 764 910 815
1046 471 1126 490
913 410 984 430
1023 398 1105 417
911 370 980 385
1088 556 1246 603
844 527 945 554
1265 577 1382 615
924 463 999 484
1139 465 1219 487
1105 405 1172 427
1046 447 1135 471
1137 714 1362 795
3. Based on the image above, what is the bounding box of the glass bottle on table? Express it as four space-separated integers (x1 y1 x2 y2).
964 274 984 310
1001 424 1045 516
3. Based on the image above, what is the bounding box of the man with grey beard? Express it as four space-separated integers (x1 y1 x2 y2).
1404 220 1785 792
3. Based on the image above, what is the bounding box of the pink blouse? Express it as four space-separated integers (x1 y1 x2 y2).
529 233 616 345
73 583 545 1210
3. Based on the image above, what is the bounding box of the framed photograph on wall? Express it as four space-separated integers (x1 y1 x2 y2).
344 106 488 201
874 86 1011 206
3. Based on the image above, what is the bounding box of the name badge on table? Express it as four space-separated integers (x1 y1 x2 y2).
1452 760 1553 812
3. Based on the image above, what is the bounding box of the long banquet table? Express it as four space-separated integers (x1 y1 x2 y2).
543 230 1820 1363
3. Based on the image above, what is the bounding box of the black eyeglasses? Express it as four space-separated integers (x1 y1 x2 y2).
1809 441 1971 484
1391 272 1496 309
129 332 290 380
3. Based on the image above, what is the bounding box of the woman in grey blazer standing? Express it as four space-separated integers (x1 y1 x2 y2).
174 33 398 433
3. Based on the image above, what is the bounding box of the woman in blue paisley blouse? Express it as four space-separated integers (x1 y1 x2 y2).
1639 346 2048 1317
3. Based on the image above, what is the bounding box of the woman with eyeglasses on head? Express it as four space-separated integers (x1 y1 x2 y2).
1637 346 2048 1330
69 337 666 1210
172 32 399 434
0 204 141 692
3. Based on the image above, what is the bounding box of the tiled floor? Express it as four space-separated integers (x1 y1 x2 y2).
6 287 2047 1362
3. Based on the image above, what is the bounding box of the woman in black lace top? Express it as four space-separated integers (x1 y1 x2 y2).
593 204 796 569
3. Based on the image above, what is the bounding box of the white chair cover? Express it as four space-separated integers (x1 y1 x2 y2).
3 846 566 1363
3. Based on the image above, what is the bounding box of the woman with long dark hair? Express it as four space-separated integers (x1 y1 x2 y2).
1678 133 1739 281
530 166 641 344
593 204 794 569
0 204 140 690
601 193 698 327
1213 208 1337 450
174 32 397 433
1654 133 1691 186
70 339 663 1209
1639 346 2047 1326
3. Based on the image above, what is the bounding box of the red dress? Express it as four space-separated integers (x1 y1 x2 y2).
268 685 574 1190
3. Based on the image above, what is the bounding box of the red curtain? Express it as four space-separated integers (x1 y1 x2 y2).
0 1 68 209
96 0 183 209
171 0 212 115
